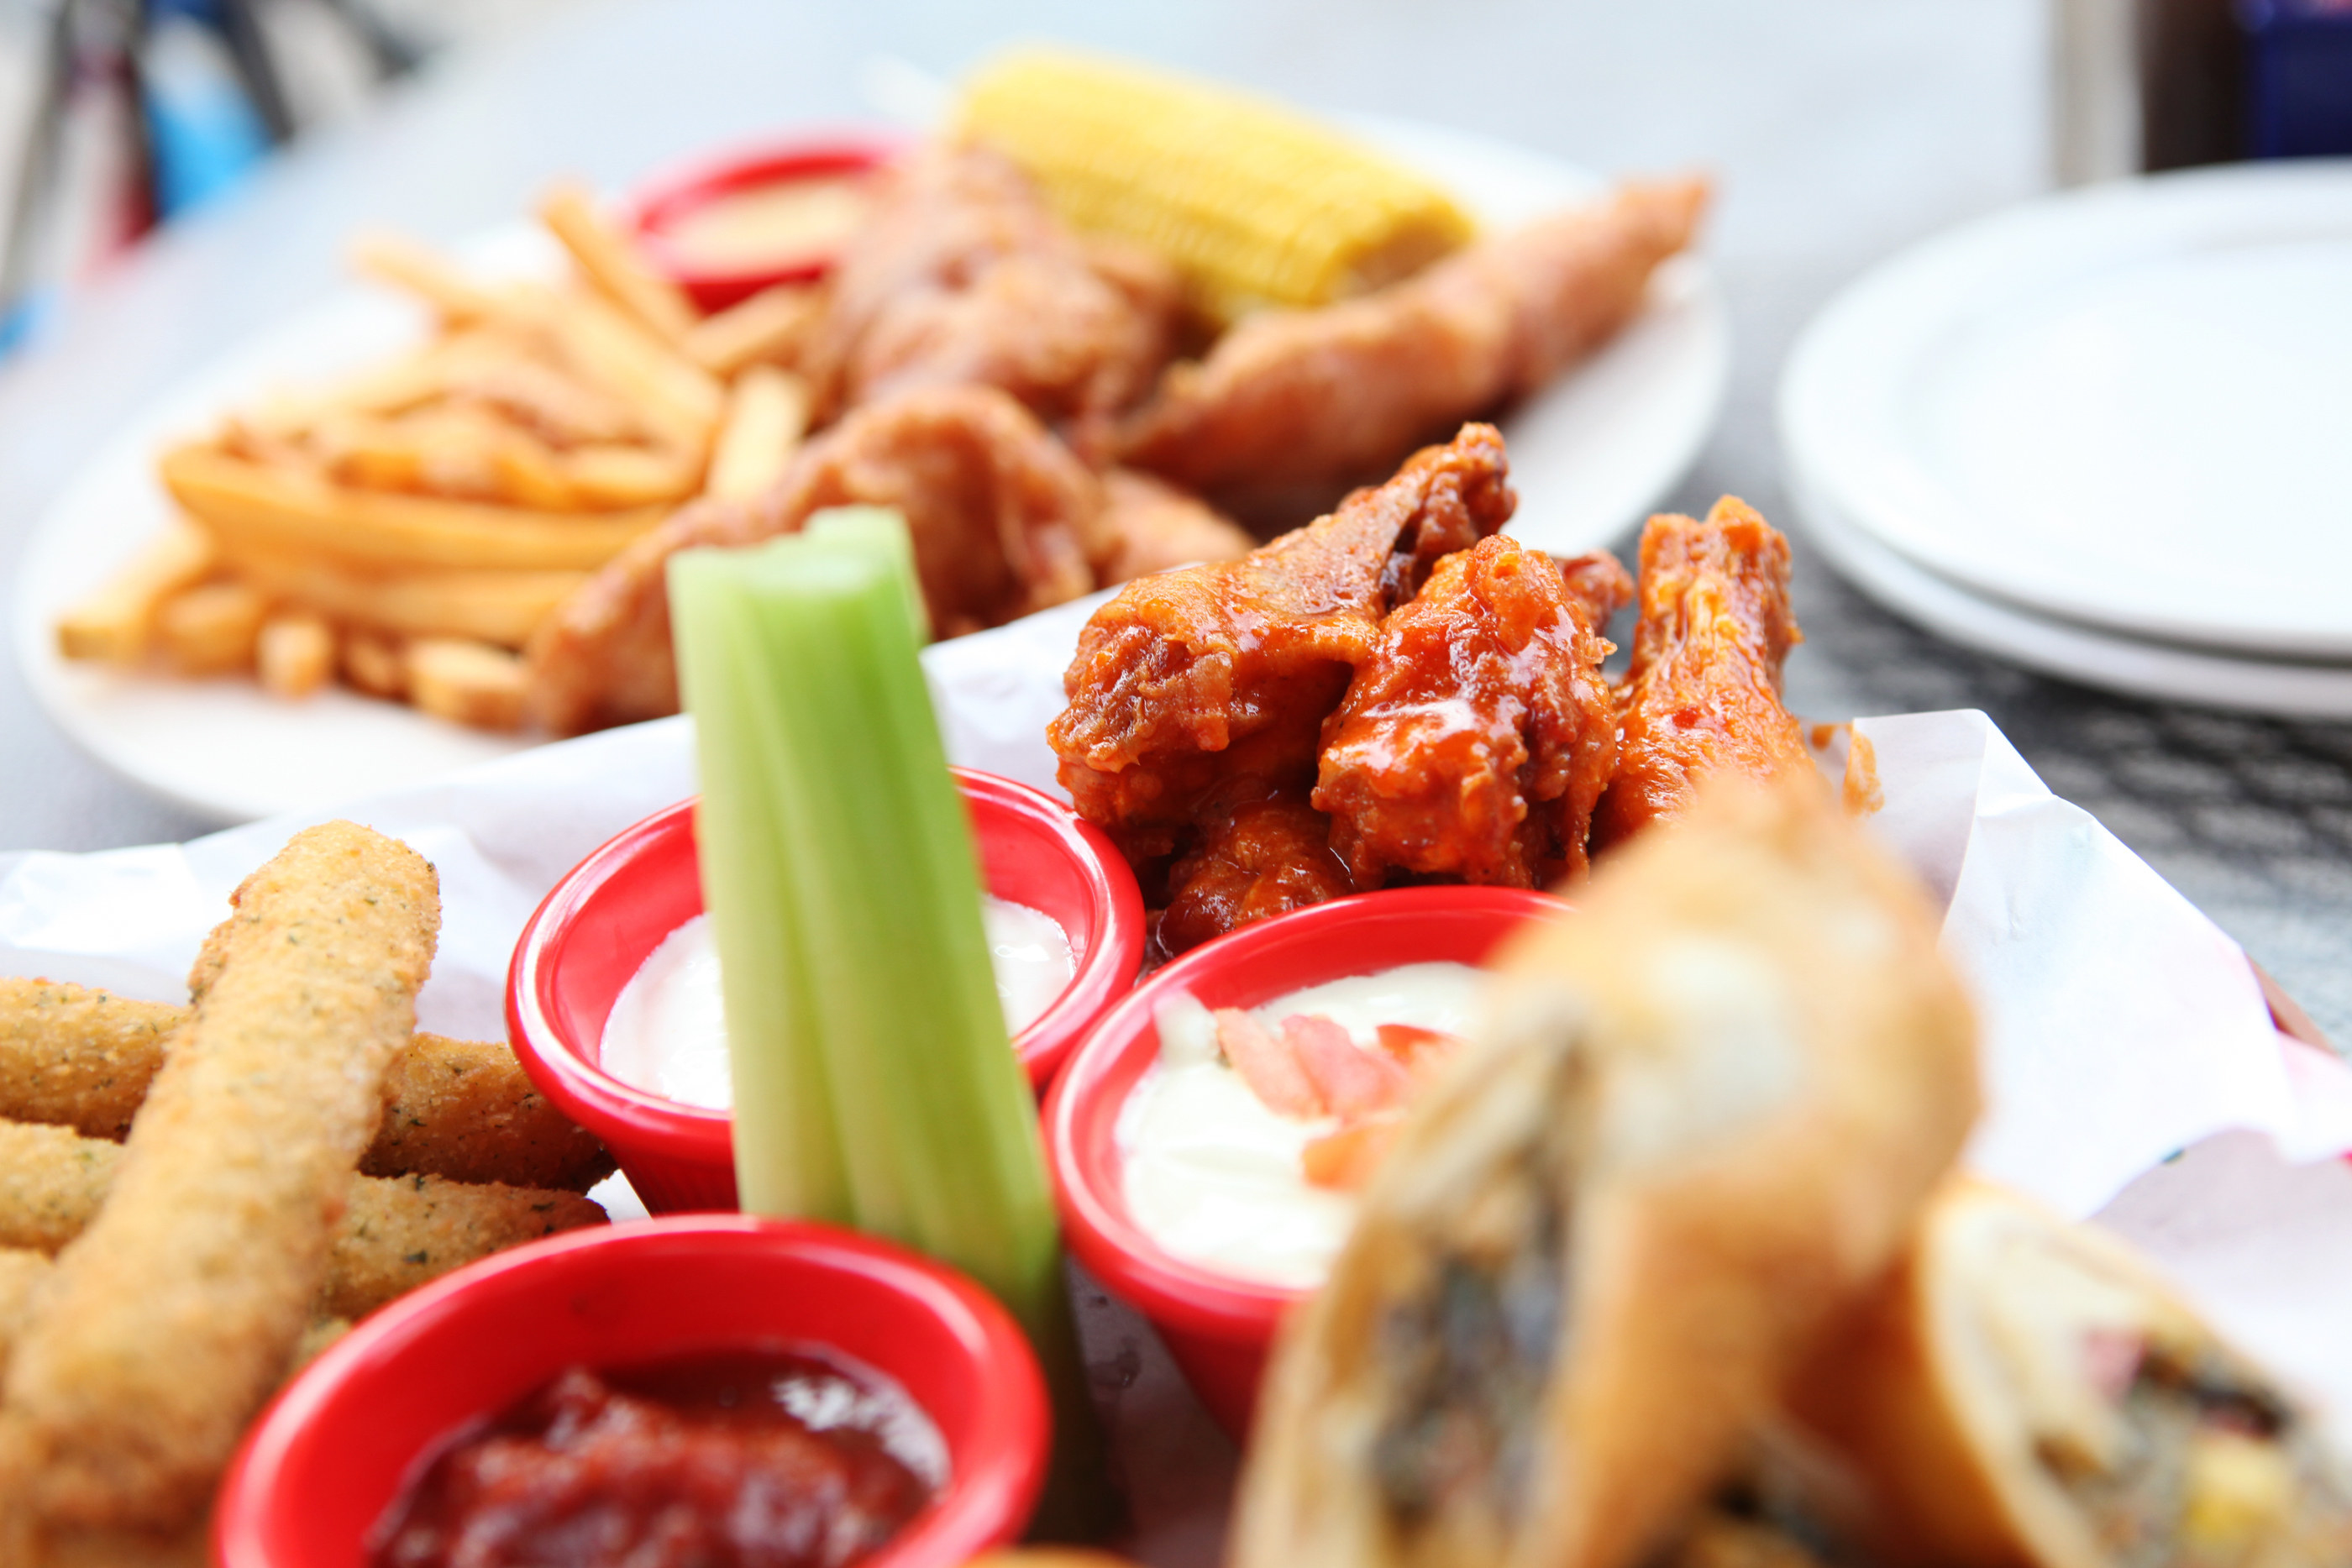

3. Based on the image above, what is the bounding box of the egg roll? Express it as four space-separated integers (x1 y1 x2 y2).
1231 775 1979 1568
1790 1177 2352 1568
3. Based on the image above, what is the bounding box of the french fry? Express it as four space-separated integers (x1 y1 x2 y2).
448 356 648 448
545 289 726 456
255 613 333 698
407 637 528 730
684 281 822 377
160 446 662 572
153 581 267 675
559 443 699 507
347 232 510 323
53 523 218 665
703 365 811 501
219 547 584 648
343 631 407 698
539 182 699 347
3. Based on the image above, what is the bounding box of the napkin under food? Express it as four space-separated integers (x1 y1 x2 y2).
5 591 2351 1424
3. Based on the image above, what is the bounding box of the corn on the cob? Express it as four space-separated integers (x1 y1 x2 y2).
959 48 1476 324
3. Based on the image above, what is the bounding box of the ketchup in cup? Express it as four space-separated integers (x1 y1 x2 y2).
370 1347 945 1568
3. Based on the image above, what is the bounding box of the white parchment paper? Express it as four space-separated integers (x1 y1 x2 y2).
6 592 2352 1460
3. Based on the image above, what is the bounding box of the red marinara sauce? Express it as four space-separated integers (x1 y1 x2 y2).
369 1349 942 1568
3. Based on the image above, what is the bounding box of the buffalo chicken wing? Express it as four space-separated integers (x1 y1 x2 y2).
1047 424 1516 863
1591 497 1811 847
1315 534 1626 889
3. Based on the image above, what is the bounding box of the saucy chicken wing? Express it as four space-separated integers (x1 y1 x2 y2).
801 145 1180 427
1047 424 1517 863
528 383 1113 735
1160 789 1360 955
1118 178 1708 498
1315 534 1627 889
1590 497 1811 848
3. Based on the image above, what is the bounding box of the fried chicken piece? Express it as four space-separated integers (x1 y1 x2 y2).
1591 497 1811 848
1097 469 1256 584
1047 424 1516 863
802 144 1180 425
528 383 1114 735
1160 789 1359 954
1119 178 1708 496
1315 535 1625 889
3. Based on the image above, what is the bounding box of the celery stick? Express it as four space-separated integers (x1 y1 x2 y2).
668 519 1111 1537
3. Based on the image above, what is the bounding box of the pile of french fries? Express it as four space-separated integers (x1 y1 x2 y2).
55 186 836 731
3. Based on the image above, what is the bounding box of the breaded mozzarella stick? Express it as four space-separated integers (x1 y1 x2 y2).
0 821 440 1531
0 979 609 1192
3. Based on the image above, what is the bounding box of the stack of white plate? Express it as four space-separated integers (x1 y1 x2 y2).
1781 160 2352 716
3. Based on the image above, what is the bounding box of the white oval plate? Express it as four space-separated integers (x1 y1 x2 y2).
14 120 1727 826
1782 159 2352 660
1791 459 2352 718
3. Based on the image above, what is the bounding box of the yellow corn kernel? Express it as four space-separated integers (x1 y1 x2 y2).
960 49 1475 323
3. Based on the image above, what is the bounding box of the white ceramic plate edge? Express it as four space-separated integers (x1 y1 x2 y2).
1782 159 2352 658
1788 456 2352 718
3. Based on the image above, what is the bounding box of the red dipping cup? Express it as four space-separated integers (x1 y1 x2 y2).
629 134 901 311
1042 885 1569 1441
216 1216 1050 1568
507 768 1145 1212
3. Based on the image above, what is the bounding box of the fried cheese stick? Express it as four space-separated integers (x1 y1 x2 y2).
0 1119 602 1315
0 822 440 1531
0 978 610 1191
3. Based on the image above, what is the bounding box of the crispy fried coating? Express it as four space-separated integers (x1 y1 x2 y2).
1315 536 1624 890
1120 180 1708 497
0 983 176 1141
321 1172 601 1320
1097 469 1257 585
0 1119 600 1315
528 382 1117 734
0 1245 45 1370
1160 789 1359 954
0 980 608 1191
0 822 439 1531
362 1034 609 1191
1049 425 1516 863
801 144 1179 425
1592 498 1812 850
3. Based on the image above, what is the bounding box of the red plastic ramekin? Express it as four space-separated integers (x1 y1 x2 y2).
216 1215 1049 1568
507 768 1145 1213
629 134 902 311
1043 885 1569 1441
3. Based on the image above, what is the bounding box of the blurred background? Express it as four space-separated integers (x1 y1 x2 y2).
6 0 2352 1035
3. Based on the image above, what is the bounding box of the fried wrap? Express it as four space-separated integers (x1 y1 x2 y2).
0 979 608 1190
1790 1177 2352 1568
1231 777 1979 1568
0 822 440 1530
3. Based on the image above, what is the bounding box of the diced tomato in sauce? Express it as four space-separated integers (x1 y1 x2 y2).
370 1350 936 1568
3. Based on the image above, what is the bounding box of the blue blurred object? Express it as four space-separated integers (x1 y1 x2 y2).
139 0 271 216
2240 0 2352 157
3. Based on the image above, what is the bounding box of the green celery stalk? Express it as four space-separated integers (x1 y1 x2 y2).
668 515 1110 1537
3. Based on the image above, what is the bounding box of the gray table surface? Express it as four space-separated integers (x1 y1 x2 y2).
4 0 2345 1046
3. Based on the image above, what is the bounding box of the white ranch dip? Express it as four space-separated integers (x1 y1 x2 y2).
1116 962 1484 1289
600 897 1076 1110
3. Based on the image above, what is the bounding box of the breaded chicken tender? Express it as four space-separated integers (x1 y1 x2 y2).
1119 180 1707 498
0 979 608 1191
0 821 439 1532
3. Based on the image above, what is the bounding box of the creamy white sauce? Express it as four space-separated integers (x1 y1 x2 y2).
600 897 1076 1110
1116 962 1485 1289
